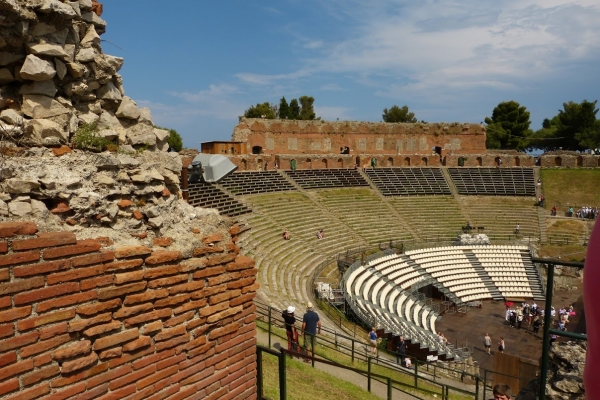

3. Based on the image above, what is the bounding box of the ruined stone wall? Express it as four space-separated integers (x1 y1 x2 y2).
539 152 600 168
0 0 169 150
232 118 486 157
0 220 257 400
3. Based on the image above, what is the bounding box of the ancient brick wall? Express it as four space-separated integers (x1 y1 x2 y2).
0 221 257 400
539 153 600 168
231 118 486 157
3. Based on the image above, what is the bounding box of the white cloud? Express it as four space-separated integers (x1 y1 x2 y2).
315 106 352 121
304 40 323 49
320 83 343 91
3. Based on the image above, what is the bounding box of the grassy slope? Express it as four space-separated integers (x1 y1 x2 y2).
540 169 600 209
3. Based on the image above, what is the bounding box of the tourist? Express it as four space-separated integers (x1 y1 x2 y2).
316 229 324 240
302 302 321 362
396 336 407 365
484 333 492 355
368 327 378 355
282 229 291 240
517 312 523 330
492 383 512 400
532 316 541 334
404 356 412 368
551 205 557 216
515 223 520 235
282 306 300 356
498 337 505 353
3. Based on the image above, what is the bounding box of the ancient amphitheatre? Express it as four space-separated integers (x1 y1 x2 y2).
0 0 596 399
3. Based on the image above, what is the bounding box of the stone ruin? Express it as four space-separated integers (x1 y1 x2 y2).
0 0 169 151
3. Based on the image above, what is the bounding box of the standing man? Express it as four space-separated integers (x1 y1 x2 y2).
302 302 321 362
396 336 407 365
282 306 299 356
484 333 492 355
491 383 512 400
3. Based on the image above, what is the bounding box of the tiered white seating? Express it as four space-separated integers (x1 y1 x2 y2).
406 246 493 302
472 245 535 298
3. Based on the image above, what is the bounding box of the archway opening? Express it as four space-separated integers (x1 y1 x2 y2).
337 158 344 168
576 156 583 167
458 157 465 167
476 157 483 166
515 157 520 166
555 157 562 167
386 157 393 167
252 146 262 155
306 158 312 169
421 157 428 166
322 159 328 169
404 157 411 166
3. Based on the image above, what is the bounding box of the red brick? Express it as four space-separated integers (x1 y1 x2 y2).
153 237 173 247
39 322 68 340
22 364 60 386
0 242 7 254
154 293 190 309
108 343 155 368
81 275 114 290
226 255 255 271
145 251 182 265
175 364 214 386
132 210 143 220
167 280 205 295
68 313 112 333
13 259 70 278
0 351 16 368
227 276 256 290
123 386 154 400
114 246 152 259
225 242 240 254
209 322 241 340
12 232 77 251
97 383 136 400
38 381 86 400
229 292 256 307
0 221 38 238
187 317 207 332
0 250 40 267
124 309 172 328
52 340 91 361
0 358 34 379
181 336 207 353
140 320 162 335
21 334 71 358
199 302 229 317
18 309 76 331
83 320 122 337
113 303 154 319
61 351 98 373
34 353 52 367
242 282 260 294
14 282 80 306
132 348 175 370
137 364 178 390
0 276 44 296
4 382 50 400
192 266 226 280
154 325 186 342
0 305 32 323
163 311 195 328
99 347 122 360
50 361 108 388
191 285 227 300
122 335 152 352
98 282 146 300
0 323 14 339
124 289 168 305
93 329 139 351
77 298 122 316
205 253 237 267
155 333 190 352
207 305 243 323
193 246 225 257
178 258 206 273
71 250 115 267
117 199 134 208
209 289 240 305
42 239 102 259
36 290 97 313
202 233 223 244
0 268 7 281
87 364 132 388
114 270 144 285
172 299 206 315
0 330 38 353
0 379 19 397
143 265 180 280
147 275 187 289
47 264 106 285
104 258 144 272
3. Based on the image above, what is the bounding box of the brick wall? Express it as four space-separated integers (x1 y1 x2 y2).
0 222 257 400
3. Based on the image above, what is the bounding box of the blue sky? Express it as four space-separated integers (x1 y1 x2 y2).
101 1 600 149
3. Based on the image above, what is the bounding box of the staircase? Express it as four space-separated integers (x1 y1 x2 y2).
465 251 504 300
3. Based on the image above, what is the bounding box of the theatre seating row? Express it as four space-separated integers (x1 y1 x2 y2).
285 169 369 189
219 171 296 195
187 182 251 217
365 168 451 196
448 168 536 196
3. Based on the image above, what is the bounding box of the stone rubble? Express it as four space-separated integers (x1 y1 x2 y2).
0 0 165 150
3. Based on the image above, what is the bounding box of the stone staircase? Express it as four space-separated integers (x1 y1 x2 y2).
465 251 504 300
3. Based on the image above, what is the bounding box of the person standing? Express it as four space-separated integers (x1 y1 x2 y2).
498 337 505 353
484 333 492 355
368 327 378 355
396 336 407 365
491 383 512 400
282 306 299 356
517 313 523 330
302 302 321 362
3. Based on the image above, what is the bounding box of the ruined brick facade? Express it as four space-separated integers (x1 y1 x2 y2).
232 118 486 157
0 222 257 400
538 152 600 168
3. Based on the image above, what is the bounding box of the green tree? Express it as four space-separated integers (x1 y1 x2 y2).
484 101 532 150
244 102 276 119
155 126 183 151
289 99 300 119
382 105 417 123
557 100 600 150
278 97 291 119
298 96 316 120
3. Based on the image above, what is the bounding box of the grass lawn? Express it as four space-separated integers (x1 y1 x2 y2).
540 169 600 209
537 244 587 262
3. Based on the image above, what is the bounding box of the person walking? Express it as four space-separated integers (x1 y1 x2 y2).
282 306 299 357
498 337 505 353
302 302 321 362
368 327 378 355
484 333 492 355
396 336 407 365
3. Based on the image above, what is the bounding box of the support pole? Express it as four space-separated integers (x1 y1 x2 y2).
540 262 555 400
